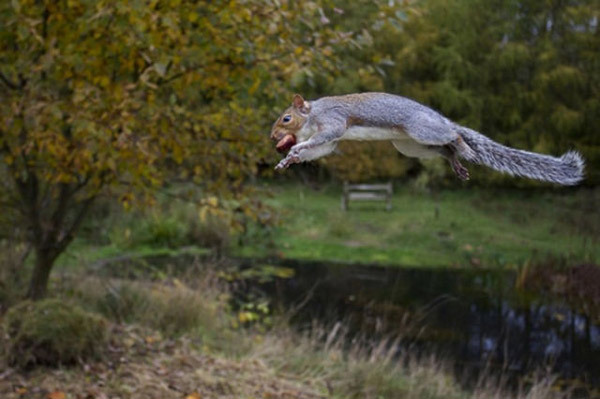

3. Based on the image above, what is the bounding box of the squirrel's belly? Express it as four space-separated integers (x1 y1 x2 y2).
392 139 440 159
341 126 407 141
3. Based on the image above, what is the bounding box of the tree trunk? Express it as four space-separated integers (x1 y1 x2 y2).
27 250 56 300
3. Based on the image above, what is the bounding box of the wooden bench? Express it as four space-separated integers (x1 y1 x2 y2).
341 182 393 211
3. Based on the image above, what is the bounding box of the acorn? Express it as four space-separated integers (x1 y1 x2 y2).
276 134 296 153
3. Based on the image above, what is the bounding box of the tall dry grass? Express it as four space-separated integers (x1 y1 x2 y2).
252 322 566 399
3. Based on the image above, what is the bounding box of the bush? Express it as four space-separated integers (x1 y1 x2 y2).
108 205 231 254
186 214 231 253
1 299 107 368
134 214 187 248
95 282 152 324
97 281 207 335
75 277 231 339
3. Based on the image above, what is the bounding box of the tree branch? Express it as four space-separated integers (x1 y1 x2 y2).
56 195 96 254
0 71 19 90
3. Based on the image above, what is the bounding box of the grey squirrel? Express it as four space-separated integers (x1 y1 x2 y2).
271 93 585 185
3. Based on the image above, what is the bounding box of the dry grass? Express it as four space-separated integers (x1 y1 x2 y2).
252 324 566 399
0 268 572 399
0 324 324 399
62 271 245 355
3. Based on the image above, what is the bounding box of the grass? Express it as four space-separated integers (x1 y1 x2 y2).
252 325 563 399
236 182 599 268
56 241 209 271
0 265 571 399
50 182 599 272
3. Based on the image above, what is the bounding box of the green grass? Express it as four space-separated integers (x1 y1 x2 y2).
55 242 209 270
237 183 599 268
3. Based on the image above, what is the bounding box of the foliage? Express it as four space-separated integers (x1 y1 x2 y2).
293 0 599 185
385 0 600 185
0 0 350 298
186 213 232 253
293 0 418 182
413 158 453 190
322 141 413 182
130 213 188 249
1 299 107 368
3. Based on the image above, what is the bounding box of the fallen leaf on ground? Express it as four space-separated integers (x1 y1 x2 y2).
48 391 66 399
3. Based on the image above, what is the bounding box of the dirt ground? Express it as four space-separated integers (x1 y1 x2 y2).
0 324 324 399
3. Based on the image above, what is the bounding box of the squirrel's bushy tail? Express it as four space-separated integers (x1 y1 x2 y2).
457 126 584 185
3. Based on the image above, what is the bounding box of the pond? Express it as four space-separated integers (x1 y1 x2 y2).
237 259 600 394
96 252 600 395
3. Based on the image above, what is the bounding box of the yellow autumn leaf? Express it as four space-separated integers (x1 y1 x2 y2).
206 196 218 207
47 391 66 399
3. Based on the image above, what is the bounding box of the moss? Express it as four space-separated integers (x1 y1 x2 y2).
2 299 107 368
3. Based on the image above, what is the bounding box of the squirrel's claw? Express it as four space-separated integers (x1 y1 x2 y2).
274 160 288 170
451 158 470 181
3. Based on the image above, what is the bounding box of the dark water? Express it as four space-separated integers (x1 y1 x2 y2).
97 253 600 393
238 259 600 392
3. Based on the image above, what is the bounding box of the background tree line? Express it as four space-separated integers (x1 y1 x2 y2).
301 0 599 184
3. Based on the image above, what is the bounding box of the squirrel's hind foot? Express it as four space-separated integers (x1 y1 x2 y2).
451 158 470 181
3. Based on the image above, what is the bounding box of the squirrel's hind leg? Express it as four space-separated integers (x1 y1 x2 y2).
438 145 470 181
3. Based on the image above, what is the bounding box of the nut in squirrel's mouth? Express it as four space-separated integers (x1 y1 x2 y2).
275 134 296 153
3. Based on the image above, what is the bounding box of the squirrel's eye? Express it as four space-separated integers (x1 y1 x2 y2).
282 115 292 123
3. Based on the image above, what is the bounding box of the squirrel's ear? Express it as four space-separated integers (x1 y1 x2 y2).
292 94 310 114
292 94 304 108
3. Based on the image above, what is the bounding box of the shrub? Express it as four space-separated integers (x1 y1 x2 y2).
134 214 187 248
95 282 152 324
75 277 231 339
2 299 107 368
108 206 231 254
186 215 231 253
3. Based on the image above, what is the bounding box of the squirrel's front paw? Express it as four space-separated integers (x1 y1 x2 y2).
275 153 300 170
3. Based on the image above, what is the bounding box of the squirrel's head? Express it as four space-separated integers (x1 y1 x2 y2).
270 94 311 153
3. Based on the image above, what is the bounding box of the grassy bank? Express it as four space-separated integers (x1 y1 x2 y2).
237 183 599 268
0 263 567 399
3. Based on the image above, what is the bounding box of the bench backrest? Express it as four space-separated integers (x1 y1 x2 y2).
342 181 393 211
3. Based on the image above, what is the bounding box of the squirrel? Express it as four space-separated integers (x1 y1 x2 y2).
270 93 585 185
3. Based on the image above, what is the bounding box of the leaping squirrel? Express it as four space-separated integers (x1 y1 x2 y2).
270 93 584 185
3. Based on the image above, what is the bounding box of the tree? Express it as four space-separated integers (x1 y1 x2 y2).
386 0 600 185
296 0 599 185
290 0 417 182
0 0 348 299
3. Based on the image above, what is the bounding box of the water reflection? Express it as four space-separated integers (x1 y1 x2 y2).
241 260 600 388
